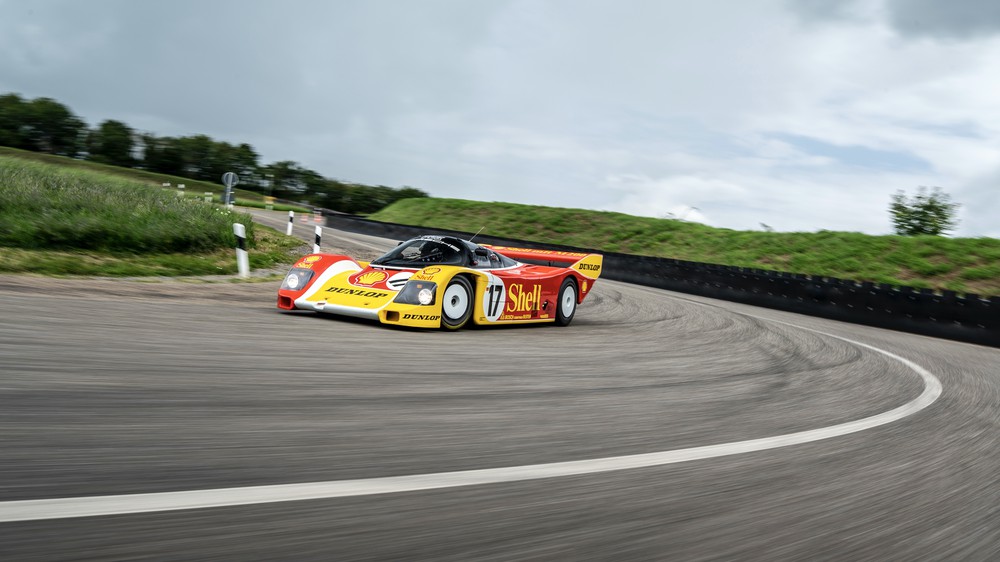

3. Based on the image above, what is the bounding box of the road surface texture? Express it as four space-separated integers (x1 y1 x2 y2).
1 215 997 560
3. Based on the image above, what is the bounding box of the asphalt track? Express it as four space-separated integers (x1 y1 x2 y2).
1 213 998 560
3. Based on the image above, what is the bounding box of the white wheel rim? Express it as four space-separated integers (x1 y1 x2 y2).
443 284 470 320
561 285 576 316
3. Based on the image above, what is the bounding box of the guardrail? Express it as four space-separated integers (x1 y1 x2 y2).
324 213 999 347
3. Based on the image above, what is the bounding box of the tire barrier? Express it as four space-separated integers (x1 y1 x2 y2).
324 213 999 347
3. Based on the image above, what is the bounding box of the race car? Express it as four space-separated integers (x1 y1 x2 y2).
277 235 603 329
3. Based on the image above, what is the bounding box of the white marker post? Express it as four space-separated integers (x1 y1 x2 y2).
287 211 294 236
177 183 185 198
233 223 249 278
204 192 213 203
313 225 322 254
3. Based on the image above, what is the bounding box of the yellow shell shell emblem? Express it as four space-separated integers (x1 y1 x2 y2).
355 270 388 286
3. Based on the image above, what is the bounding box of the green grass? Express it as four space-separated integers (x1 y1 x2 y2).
0 228 300 277
229 198 309 213
371 198 1000 295
0 146 295 206
0 156 301 276
0 156 255 251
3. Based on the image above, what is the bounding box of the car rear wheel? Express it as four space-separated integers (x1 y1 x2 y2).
441 276 473 330
555 278 577 326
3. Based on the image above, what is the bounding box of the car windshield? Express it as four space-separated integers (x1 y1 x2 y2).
371 238 466 266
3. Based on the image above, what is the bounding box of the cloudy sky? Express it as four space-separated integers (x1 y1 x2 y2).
2 0 999 236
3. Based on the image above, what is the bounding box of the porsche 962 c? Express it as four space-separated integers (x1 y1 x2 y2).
277 235 603 329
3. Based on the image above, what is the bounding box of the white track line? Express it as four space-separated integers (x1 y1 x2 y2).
0 324 941 523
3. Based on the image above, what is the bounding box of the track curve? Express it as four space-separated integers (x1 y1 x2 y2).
1 224 998 560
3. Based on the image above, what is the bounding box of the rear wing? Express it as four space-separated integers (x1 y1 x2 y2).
483 245 603 280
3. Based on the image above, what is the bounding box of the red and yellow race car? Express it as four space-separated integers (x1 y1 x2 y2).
277 235 603 329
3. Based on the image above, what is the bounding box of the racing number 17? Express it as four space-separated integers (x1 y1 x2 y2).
487 284 503 317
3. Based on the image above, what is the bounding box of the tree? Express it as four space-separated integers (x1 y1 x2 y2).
175 134 215 179
138 133 184 175
87 120 135 167
24 97 86 156
0 93 32 149
2 91 433 212
312 182 428 214
261 160 311 198
229 143 260 186
889 186 960 236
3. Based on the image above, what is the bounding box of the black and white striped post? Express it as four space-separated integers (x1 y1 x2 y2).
287 211 294 236
233 223 249 278
313 225 322 254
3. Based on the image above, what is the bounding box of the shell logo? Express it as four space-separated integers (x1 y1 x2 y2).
303 256 322 263
353 270 388 286
421 267 442 275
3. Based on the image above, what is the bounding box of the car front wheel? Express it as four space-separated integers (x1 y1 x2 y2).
441 276 473 330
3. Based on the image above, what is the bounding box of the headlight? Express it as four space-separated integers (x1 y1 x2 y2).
418 288 434 305
281 268 314 290
394 280 437 305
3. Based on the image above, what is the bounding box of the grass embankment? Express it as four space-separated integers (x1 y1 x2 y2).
0 156 300 276
371 198 1000 295
0 146 309 212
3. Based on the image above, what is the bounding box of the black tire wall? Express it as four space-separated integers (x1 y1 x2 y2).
324 213 999 347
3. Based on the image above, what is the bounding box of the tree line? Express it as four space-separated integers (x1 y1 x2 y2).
0 92 428 214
